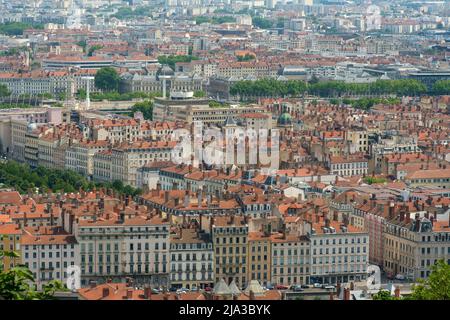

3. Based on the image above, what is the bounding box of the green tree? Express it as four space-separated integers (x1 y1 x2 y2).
372 290 398 300
0 249 65 300
252 16 273 29
0 84 10 97
87 45 103 57
94 67 120 92
408 260 450 300
237 54 255 62
432 80 450 95
0 22 44 36
193 90 206 98
131 100 153 120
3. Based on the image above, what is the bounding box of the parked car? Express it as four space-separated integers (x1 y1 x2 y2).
190 287 199 292
266 284 275 290
313 283 322 288
204 287 212 292
301 284 310 289
168 287 177 292
292 285 304 292
324 285 335 290
321 283 331 289
275 284 289 290
395 274 406 281
151 288 160 294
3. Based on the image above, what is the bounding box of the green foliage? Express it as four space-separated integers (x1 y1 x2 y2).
237 54 255 62
131 100 153 120
252 16 273 29
193 90 206 98
195 16 236 25
0 22 44 36
342 97 401 110
230 79 429 101
373 260 450 300
94 67 120 92
329 98 340 105
0 47 27 57
76 40 87 52
111 6 152 19
363 176 387 185
0 84 11 97
77 89 160 101
230 79 307 98
0 250 65 300
209 100 230 108
0 160 141 197
157 55 199 69
431 80 450 95
0 103 33 109
87 45 103 57
372 290 398 300
408 260 450 300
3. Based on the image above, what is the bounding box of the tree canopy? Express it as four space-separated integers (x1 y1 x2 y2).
252 16 273 29
408 260 450 300
431 80 450 95
373 260 450 300
157 55 199 69
230 79 429 101
0 160 141 197
94 67 120 92
131 100 153 120
0 249 65 300
0 84 11 97
0 22 44 36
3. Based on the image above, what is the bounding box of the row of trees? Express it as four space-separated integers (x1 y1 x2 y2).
111 6 152 20
195 16 236 25
157 55 199 69
431 80 450 95
230 79 435 99
77 89 160 102
330 97 401 110
0 22 44 36
0 161 142 196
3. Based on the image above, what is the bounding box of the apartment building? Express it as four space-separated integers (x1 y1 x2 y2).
0 223 22 270
37 131 75 170
21 226 79 290
65 140 109 178
89 119 142 144
247 231 271 286
406 169 450 189
74 211 170 287
0 70 70 96
120 73 203 95
384 211 450 280
309 217 369 284
216 62 278 79
212 216 249 289
108 140 177 186
328 155 368 177
169 227 214 290
271 232 310 286
153 97 270 125
345 129 369 154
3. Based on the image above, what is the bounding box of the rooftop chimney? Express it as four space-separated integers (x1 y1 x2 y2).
102 287 110 298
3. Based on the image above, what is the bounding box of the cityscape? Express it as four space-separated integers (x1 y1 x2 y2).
0 0 449 304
